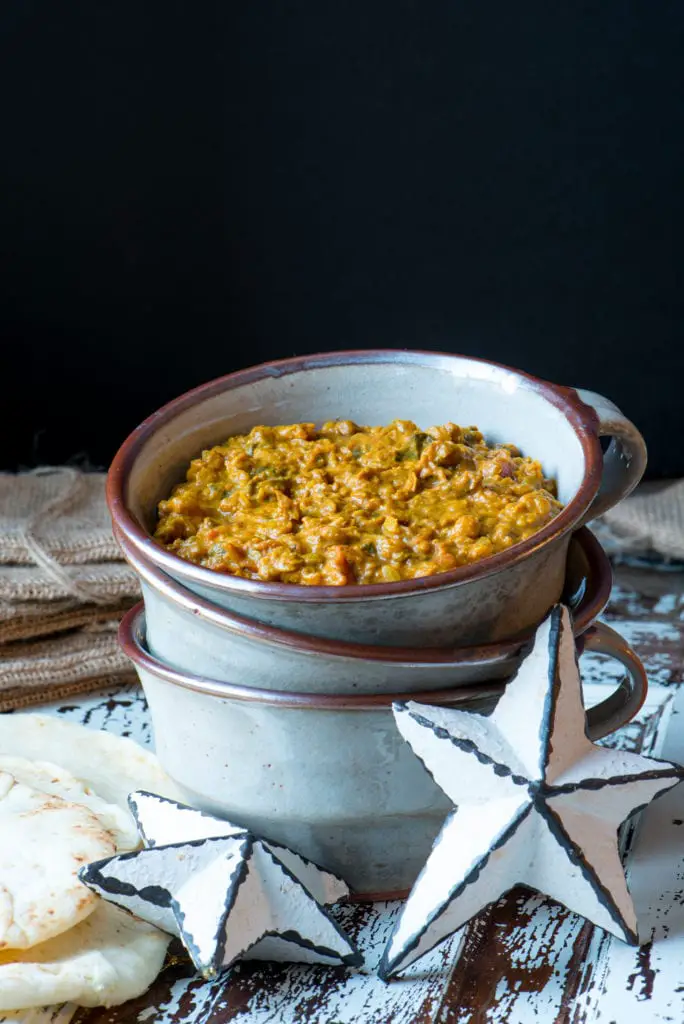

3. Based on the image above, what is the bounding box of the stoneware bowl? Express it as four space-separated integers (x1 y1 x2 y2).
107 350 646 646
120 606 647 895
117 524 614 695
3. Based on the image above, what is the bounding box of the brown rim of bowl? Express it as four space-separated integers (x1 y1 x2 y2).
120 603 508 710
114 522 611 665
107 349 603 604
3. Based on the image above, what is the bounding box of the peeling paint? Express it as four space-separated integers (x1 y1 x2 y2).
11 564 684 1022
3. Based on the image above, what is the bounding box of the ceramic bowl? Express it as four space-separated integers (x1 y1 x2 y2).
120 606 647 895
108 350 646 646
117 524 612 695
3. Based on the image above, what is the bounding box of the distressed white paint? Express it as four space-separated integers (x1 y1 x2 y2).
6 594 684 1022
16 682 152 747
569 684 684 1024
103 678 676 1024
0 1007 77 1024
382 610 682 977
653 594 678 616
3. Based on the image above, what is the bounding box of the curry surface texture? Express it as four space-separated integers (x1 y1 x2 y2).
154 420 563 586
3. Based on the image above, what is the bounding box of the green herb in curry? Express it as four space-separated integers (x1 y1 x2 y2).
154 419 563 585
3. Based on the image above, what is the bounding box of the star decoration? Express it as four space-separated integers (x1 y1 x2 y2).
79 791 361 978
379 604 684 980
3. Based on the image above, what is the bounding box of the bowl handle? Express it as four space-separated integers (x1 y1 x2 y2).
574 388 647 523
581 621 648 740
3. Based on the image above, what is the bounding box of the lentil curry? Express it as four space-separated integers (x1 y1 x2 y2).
155 420 563 586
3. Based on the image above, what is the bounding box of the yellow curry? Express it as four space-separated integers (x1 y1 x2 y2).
154 420 563 586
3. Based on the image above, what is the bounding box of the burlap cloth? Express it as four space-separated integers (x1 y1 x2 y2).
0 467 140 711
601 480 684 562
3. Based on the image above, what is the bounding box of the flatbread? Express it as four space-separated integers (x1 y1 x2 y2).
0 715 182 1010
0 757 138 853
0 715 185 810
0 773 115 950
0 903 170 1010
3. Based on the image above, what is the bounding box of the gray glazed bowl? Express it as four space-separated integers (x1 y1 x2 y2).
108 350 646 646
116 524 613 696
120 605 647 896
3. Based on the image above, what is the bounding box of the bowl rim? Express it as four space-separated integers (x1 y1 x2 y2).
116 522 611 665
119 603 511 710
107 348 603 602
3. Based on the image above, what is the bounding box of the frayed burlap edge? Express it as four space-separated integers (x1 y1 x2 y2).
601 479 684 561
0 600 137 644
0 671 139 713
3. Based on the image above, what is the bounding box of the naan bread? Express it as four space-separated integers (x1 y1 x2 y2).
0 773 116 950
0 715 184 810
0 903 170 1010
0 715 181 1010
0 757 138 853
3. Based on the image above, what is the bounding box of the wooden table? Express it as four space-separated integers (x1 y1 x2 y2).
15 555 684 1024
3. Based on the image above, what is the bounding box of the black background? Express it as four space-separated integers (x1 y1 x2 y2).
1 3 682 476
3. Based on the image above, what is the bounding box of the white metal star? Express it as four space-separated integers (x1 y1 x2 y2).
80 791 361 978
379 604 684 980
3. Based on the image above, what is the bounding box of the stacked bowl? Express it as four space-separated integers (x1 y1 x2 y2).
108 350 648 897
